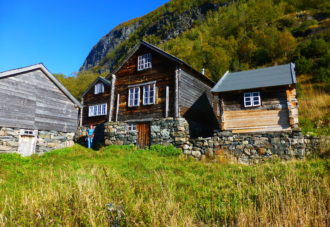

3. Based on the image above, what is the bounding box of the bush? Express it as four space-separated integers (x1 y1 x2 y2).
149 144 182 157
295 56 314 74
314 67 330 83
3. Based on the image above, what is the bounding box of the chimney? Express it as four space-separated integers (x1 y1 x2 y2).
201 68 205 75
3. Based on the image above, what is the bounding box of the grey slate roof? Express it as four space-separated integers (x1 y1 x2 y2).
211 63 297 93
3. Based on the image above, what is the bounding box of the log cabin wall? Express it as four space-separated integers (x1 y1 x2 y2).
0 69 79 132
114 45 176 122
218 86 292 133
82 80 111 126
179 68 218 137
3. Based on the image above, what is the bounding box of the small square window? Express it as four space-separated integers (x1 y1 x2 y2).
138 53 152 71
244 92 261 107
127 123 136 132
95 83 104 94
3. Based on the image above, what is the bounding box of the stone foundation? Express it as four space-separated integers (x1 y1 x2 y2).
187 130 323 164
0 127 74 155
99 118 328 164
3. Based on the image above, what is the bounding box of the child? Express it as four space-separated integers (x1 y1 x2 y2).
87 124 95 149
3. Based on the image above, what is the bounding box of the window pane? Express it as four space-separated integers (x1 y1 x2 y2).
244 93 251 97
253 92 259 96
246 102 251 106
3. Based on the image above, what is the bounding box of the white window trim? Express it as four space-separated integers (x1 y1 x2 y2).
127 123 137 132
137 53 152 71
128 87 140 107
88 103 107 117
244 91 261 107
94 83 104 94
143 83 156 105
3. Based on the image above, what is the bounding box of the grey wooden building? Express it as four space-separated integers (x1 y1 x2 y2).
0 64 82 156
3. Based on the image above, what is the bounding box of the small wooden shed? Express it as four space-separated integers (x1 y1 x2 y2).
211 63 299 133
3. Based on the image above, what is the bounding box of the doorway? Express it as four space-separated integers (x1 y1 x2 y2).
137 122 150 148
18 129 38 156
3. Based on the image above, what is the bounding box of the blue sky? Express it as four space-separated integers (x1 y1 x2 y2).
0 0 169 76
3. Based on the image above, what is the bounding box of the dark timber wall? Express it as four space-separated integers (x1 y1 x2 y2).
179 69 218 137
114 45 176 121
0 69 79 132
82 79 111 126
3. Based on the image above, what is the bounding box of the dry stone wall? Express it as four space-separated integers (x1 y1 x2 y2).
0 127 74 155
99 118 326 164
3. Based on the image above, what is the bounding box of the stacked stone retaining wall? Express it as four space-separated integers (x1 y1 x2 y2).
98 118 328 164
0 127 74 155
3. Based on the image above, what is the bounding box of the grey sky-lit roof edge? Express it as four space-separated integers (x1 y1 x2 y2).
211 63 296 93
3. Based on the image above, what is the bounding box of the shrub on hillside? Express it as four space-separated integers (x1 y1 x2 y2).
149 144 182 157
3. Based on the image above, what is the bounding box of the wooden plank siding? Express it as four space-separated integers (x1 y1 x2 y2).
178 69 219 137
114 45 176 122
218 86 291 133
82 79 111 126
0 70 79 132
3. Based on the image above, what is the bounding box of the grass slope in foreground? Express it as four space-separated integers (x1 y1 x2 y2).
0 145 329 226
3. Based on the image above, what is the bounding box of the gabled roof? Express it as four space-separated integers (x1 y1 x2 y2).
211 63 297 93
110 40 214 86
81 76 112 98
0 63 82 108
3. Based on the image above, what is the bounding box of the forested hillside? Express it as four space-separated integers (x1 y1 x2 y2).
56 0 330 135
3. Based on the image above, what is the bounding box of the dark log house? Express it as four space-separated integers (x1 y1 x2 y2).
81 41 218 145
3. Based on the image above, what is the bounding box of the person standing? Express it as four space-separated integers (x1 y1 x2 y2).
87 124 95 149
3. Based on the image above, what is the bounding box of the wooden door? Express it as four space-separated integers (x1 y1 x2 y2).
18 130 38 157
137 123 150 148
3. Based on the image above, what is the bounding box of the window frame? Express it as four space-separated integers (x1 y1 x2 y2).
143 83 156 105
137 53 152 71
128 87 140 107
127 123 137 132
244 91 261 107
94 83 105 95
88 103 107 117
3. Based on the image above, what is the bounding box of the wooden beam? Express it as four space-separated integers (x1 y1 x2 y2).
174 68 180 118
80 98 84 126
219 97 225 130
115 94 120 122
165 86 169 118
108 74 116 122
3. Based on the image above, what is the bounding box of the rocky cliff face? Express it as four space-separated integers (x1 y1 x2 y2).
81 20 143 71
80 2 221 72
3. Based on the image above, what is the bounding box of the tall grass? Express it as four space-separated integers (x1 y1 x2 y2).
0 145 329 226
298 81 330 135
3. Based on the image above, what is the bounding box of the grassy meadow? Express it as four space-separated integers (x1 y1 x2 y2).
0 145 329 226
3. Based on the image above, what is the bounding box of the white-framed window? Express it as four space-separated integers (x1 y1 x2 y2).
138 53 152 71
88 103 107 117
127 123 137 132
94 83 104 94
143 84 156 105
244 92 261 107
128 87 140 107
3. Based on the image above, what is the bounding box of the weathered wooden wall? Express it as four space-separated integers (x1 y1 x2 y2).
179 69 218 137
0 70 79 132
113 45 176 122
218 86 291 133
82 79 111 126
